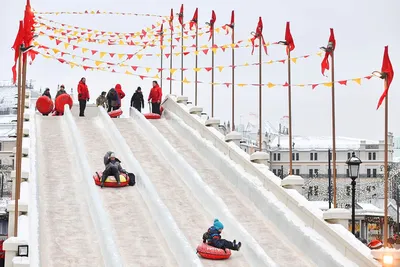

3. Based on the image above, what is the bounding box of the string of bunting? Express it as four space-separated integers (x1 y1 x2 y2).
33 10 167 18
35 49 375 90
34 40 324 72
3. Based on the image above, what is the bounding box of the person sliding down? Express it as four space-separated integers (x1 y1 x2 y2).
101 151 127 188
203 219 241 251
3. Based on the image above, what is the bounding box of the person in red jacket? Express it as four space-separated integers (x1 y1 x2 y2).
77 77 90 117
114 84 125 108
148 81 162 115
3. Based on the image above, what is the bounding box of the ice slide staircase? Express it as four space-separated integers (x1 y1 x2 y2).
2 92 382 267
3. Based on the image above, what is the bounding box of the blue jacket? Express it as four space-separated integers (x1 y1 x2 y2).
207 226 221 241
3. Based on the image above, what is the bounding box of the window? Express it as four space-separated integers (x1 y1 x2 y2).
12 159 14 169
292 153 295 161
368 152 372 160
295 169 300 175
373 169 377 178
367 169 371 178
310 153 313 161
296 153 299 161
277 153 281 161
346 168 349 177
313 186 319 196
309 169 313 178
314 169 319 177
314 153 318 161
346 186 351 196
273 153 276 161
0 143 2 151
373 152 376 160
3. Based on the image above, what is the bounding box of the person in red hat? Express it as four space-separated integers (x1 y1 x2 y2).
114 84 125 109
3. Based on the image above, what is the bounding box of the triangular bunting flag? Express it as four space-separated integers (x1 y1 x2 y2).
323 82 332 87
352 78 361 85
137 54 144 60
145 67 151 73
291 58 297 64
267 83 275 88
338 80 347 85
217 66 224 72
99 52 107 58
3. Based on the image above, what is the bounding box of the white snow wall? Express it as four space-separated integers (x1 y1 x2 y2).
129 107 278 267
97 107 202 267
64 106 123 267
162 96 379 267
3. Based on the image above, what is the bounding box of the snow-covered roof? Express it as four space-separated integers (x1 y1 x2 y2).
270 135 379 150
309 201 331 211
356 203 384 217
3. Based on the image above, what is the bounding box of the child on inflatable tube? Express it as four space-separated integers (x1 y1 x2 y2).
203 219 242 251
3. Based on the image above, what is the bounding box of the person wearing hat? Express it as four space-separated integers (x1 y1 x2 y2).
102 151 127 188
42 88 52 100
203 219 242 251
55 84 67 100
130 86 145 112
96 91 108 109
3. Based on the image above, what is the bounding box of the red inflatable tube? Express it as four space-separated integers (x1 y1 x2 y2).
55 94 73 114
160 106 164 115
109 109 123 118
36 96 54 115
143 113 161 120
93 171 130 187
196 243 231 260
368 240 383 250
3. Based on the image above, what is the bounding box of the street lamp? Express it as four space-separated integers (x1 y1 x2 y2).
346 152 362 235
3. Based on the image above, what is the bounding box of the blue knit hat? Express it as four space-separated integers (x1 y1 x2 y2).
213 219 224 230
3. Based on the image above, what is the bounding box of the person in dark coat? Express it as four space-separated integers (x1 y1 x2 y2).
102 151 127 188
203 219 241 251
106 88 119 112
130 87 144 112
96 91 108 109
42 88 51 100
55 84 67 100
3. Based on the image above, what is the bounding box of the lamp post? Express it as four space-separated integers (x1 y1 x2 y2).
346 152 362 235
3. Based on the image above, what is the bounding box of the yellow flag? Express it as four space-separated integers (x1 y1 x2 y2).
194 50 199 55
118 40 125 45
217 66 224 72
69 62 76 68
161 45 166 50
52 48 60 54
182 46 187 51
215 28 220 33
267 60 273 64
95 61 102 66
167 38 172 43
72 31 78 36
145 67 151 73
87 33 93 39
125 70 133 75
118 54 124 60
194 68 201 72
291 58 297 64
200 44 208 49
63 43 70 49
156 53 161 57
316 51 323 57
211 47 218 54
183 77 190 84
244 62 249 66
153 74 160 79
33 41 39 46
238 83 247 87
77 39 83 44
170 68 177 74
352 78 362 85
297 84 305 87
137 54 144 60
72 55 76 59
99 40 107 44
183 36 189 40
267 82 276 88
323 82 332 87
199 32 204 37
81 48 88 53
42 54 51 59
120 63 128 67
174 52 181 56
99 52 107 58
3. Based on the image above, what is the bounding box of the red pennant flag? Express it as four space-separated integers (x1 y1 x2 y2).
312 84 318 90
205 67 212 72
321 28 336 76
139 75 145 80
131 66 138 71
169 8 174 32
91 50 97 55
165 53 170 58
224 83 231 88
283 82 289 87
11 21 25 84
23 0 36 61
57 58 65 64
224 10 234 35
250 17 268 55
109 53 115 58
183 52 190 56
178 4 184 26
190 8 198 30
202 49 209 55
376 46 395 110
338 80 347 85
285 22 295 54
83 66 90 71
127 54 134 60
158 24 164 46
208 11 216 41
55 39 62 45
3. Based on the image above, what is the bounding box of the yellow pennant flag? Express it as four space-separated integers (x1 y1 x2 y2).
156 53 161 57
120 63 128 67
215 28 220 33
119 40 125 45
199 32 204 37
238 83 247 87
183 36 189 40
174 52 181 56
69 62 76 68
72 55 76 59
297 84 305 87
267 60 274 64
77 39 83 44
267 82 276 88
99 52 107 58
145 67 152 73
95 61 102 66
217 66 224 72
230 43 236 49
64 43 70 49
99 39 107 44
352 78 362 85
170 68 177 74
52 48 60 54
161 45 166 50
153 74 160 79
244 62 249 66
33 41 39 46
137 54 144 60
94 30 99 34
211 47 218 54
194 50 199 55
316 51 323 57
200 44 208 49
183 77 190 84
194 68 201 72
87 33 93 39
125 70 133 75
291 58 297 64
323 82 333 87
42 54 51 59
265 42 270 47
166 38 172 43
82 47 89 53
72 31 78 36
182 46 187 51
118 54 124 60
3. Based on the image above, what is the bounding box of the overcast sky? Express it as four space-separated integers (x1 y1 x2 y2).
1 0 399 141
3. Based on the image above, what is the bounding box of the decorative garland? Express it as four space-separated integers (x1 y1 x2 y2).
33 10 166 18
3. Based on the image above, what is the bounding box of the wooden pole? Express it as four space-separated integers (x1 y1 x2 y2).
13 47 23 237
258 37 262 152
211 28 215 117
384 76 389 247
160 39 163 89
169 31 173 94
288 49 293 175
180 23 184 96
231 26 235 131
194 22 199 105
331 50 337 208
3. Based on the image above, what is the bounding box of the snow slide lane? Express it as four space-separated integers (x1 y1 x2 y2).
152 118 316 267
114 118 249 267
74 117 176 267
36 115 104 267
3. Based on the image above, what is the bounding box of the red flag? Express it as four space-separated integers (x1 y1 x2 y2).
178 4 184 26
23 0 36 61
376 46 395 110
321 28 336 76
250 17 267 55
169 8 174 32
11 21 25 84
224 10 234 35
189 8 198 30
285 22 295 54
208 10 216 41
158 24 164 46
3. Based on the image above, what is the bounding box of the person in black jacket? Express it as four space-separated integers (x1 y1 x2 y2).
106 88 119 112
42 88 51 100
130 87 144 112
102 151 127 188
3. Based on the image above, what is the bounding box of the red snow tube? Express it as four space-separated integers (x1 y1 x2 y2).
109 109 123 118
160 106 164 115
55 94 73 114
368 240 383 250
144 113 161 120
93 171 130 187
36 96 54 115
196 243 231 260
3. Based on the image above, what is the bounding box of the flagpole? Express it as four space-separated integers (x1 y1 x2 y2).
258 36 262 152
288 48 293 175
169 30 173 94
211 27 215 117
180 24 184 96
194 21 199 105
14 46 23 237
231 22 235 131
160 41 163 89
331 50 337 208
384 76 389 247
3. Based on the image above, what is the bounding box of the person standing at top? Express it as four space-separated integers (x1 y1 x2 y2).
55 84 66 100
77 77 90 117
42 88 51 99
96 91 108 109
106 87 119 112
114 84 125 109
148 81 162 115
131 87 144 112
